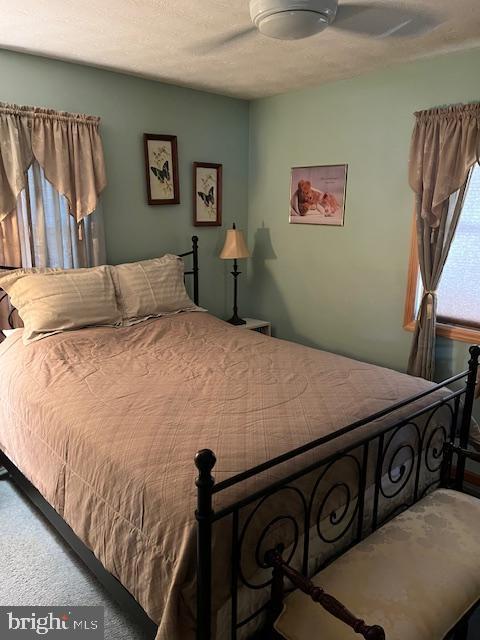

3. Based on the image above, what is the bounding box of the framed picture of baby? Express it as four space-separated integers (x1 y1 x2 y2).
193 162 222 226
289 164 348 226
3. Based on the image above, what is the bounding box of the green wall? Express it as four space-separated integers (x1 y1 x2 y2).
0 49 249 317
1 46 479 377
247 48 480 376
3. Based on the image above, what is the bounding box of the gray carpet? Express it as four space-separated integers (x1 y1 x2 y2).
0 480 156 640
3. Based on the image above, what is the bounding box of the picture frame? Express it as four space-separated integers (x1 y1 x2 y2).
144 133 180 205
193 162 222 227
289 164 348 226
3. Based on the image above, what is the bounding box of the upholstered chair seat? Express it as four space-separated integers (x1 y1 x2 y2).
275 489 480 640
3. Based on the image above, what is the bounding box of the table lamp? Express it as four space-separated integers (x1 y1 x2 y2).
220 223 251 325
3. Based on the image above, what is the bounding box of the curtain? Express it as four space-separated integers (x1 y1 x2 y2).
407 103 480 379
0 102 106 223
0 164 106 268
0 208 21 267
2 161 106 269
0 102 107 269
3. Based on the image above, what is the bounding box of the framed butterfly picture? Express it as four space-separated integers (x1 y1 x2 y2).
193 162 222 227
144 133 180 205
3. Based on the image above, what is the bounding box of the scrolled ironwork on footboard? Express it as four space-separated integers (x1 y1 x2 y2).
195 345 480 640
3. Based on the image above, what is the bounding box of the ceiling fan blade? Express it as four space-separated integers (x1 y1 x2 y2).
334 2 440 38
192 26 257 54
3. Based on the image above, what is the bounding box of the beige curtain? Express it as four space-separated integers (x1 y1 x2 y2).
407 103 480 379
0 102 107 223
0 209 21 267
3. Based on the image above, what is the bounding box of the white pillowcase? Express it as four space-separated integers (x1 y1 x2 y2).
112 254 200 324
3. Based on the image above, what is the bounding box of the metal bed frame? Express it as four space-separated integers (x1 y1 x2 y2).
1 236 479 640
0 264 18 334
179 235 199 306
194 342 480 639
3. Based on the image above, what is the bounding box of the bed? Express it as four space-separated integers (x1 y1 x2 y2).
0 237 478 640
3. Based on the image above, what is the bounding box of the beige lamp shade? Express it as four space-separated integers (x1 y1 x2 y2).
220 227 250 259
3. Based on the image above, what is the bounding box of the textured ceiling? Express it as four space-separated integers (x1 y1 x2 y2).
0 0 479 99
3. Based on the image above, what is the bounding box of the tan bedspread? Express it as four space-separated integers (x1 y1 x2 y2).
0 313 456 639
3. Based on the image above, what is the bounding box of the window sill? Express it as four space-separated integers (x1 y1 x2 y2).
403 320 480 344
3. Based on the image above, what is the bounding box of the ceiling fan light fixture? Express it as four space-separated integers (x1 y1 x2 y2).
249 0 338 40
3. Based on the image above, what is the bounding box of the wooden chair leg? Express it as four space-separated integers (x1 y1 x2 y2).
265 550 385 640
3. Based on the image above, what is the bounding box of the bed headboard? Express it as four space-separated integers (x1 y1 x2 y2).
179 235 199 306
0 265 20 333
0 235 200 336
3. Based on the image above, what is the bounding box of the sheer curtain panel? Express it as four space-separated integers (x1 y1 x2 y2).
13 162 105 269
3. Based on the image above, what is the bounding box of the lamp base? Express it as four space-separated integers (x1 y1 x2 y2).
227 314 246 326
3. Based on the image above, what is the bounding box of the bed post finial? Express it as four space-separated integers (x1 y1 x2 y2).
469 344 480 361
195 448 216 477
195 449 216 640
456 345 480 490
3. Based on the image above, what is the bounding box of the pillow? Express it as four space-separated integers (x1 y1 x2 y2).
112 254 199 323
0 266 122 343
0 267 59 331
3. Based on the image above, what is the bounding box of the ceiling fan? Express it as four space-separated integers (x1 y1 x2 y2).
199 0 440 51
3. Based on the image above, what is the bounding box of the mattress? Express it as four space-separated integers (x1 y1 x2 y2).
0 312 462 639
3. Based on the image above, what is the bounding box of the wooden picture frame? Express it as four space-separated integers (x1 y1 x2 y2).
193 162 222 227
144 133 180 205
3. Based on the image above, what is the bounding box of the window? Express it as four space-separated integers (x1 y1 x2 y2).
0 162 105 270
404 164 480 343
17 163 105 269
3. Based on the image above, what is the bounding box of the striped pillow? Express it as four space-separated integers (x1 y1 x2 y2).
0 266 121 343
112 254 199 324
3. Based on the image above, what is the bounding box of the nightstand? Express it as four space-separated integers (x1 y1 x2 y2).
239 318 271 336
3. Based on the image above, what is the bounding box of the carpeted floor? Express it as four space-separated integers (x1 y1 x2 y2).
1 478 479 640
0 480 156 640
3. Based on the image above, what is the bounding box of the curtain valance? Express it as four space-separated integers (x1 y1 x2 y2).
409 102 480 228
0 102 107 224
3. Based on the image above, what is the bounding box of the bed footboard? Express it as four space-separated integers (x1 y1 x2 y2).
195 345 480 640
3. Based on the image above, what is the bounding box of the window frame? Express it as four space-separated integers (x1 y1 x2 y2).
403 213 480 344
